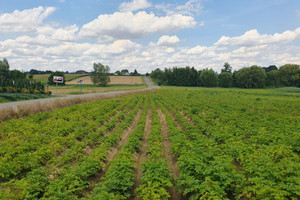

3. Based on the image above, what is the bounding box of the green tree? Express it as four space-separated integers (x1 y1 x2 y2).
90 63 110 87
221 62 232 73
219 72 232 87
150 68 165 85
48 71 66 85
263 65 278 72
0 58 10 80
266 70 280 87
200 69 218 87
278 64 300 87
236 65 266 88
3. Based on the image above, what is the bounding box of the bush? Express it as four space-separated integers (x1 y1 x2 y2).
21 88 30 94
33 89 40 94
0 88 2 93
2 87 7 92
8 86 17 93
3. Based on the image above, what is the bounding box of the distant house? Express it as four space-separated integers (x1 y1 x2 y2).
123 72 129 76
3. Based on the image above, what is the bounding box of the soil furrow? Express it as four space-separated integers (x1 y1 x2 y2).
132 107 152 200
158 108 184 200
106 109 142 163
82 109 142 196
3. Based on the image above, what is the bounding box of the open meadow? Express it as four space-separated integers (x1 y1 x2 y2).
0 87 299 199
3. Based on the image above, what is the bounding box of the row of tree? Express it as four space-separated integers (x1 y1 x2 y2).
150 63 300 88
0 59 46 93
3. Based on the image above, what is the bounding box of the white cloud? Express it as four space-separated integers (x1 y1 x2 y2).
119 0 151 12
186 45 207 55
51 25 79 41
215 28 300 47
156 0 203 16
0 6 56 33
79 11 196 41
157 35 180 46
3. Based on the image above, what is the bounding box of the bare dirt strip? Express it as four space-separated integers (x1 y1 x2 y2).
132 107 152 200
158 109 185 200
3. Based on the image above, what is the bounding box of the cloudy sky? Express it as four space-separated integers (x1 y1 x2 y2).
0 0 299 73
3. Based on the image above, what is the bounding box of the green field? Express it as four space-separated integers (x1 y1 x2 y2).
0 87 299 199
0 93 50 103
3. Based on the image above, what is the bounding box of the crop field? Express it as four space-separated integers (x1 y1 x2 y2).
0 87 299 199
68 76 143 85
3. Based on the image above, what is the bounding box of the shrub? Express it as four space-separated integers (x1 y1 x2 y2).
8 86 17 93
2 87 7 92
33 89 40 94
0 88 2 93
17 88 21 93
21 88 30 94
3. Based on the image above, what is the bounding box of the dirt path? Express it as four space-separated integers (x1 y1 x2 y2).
158 109 184 200
132 107 152 200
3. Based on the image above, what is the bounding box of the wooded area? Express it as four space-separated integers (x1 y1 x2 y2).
150 63 300 88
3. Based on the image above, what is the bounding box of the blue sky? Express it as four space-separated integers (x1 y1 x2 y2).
0 0 299 73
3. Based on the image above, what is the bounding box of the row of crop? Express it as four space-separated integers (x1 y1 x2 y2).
136 96 173 200
40 98 142 199
87 95 149 200
157 96 246 199
0 96 130 181
157 89 300 199
41 96 143 199
1 95 138 199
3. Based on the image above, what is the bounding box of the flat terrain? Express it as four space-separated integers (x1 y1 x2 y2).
32 74 143 85
68 75 143 85
0 87 299 199
32 74 89 83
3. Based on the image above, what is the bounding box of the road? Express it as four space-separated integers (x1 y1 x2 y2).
0 77 158 111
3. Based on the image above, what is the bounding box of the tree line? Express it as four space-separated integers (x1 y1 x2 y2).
0 59 47 94
150 63 300 88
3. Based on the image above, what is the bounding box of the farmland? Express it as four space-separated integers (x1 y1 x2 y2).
0 87 299 199
31 75 146 95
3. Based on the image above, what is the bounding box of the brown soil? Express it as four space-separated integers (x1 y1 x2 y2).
158 109 184 200
67 76 143 85
132 107 152 200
